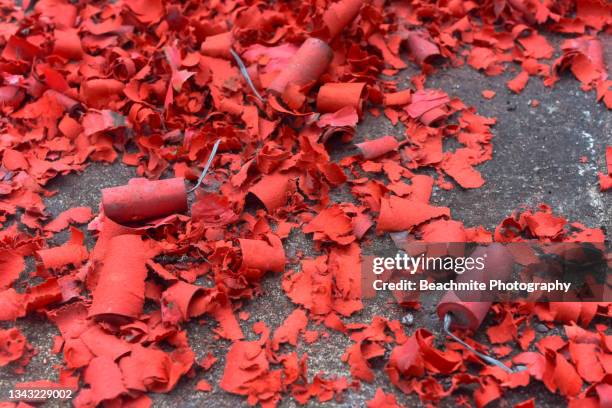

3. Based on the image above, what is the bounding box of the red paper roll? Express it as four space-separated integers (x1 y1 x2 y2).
436 244 514 331
267 38 333 94
405 31 440 65
563 37 604 72
322 0 363 40
239 234 286 275
201 32 232 59
46 89 82 113
316 82 366 115
89 235 148 323
102 177 188 224
383 89 412 106
248 172 292 212
36 244 88 272
36 229 88 275
356 136 399 160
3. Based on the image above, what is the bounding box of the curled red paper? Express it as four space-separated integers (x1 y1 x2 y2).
0 250 24 290
248 172 292 212
46 89 82 113
201 32 232 59
44 207 93 233
239 234 286 274
436 244 514 330
120 344 192 393
356 136 399 160
405 31 440 65
377 196 450 232
102 177 188 224
321 0 363 40
405 89 450 126
267 38 333 94
0 85 25 110
560 36 606 79
383 89 412 106
317 82 366 115
36 228 88 273
88 234 149 323
36 244 87 273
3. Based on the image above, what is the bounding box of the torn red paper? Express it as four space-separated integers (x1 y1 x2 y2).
405 90 450 126
317 82 366 115
377 196 450 232
356 136 399 160
89 235 151 322
44 207 93 233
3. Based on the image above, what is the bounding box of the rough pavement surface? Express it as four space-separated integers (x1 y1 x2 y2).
1 36 610 407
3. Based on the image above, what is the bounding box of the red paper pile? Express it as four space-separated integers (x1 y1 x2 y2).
0 0 610 406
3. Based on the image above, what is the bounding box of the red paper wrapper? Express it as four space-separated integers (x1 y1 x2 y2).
201 32 232 59
248 172 292 212
36 228 88 274
377 195 450 232
356 136 399 160
102 177 188 224
322 0 363 40
436 244 514 331
317 82 366 115
383 89 412 106
562 36 605 73
161 280 205 322
46 89 82 113
0 85 25 109
36 244 88 272
88 235 149 322
405 31 440 65
239 234 286 274
405 89 450 126
267 38 333 94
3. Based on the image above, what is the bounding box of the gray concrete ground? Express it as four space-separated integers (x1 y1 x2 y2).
0 35 610 407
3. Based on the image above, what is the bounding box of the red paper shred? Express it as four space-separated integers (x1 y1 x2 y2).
0 328 31 367
195 380 213 392
507 71 530 94
44 207 93 233
366 388 404 408
356 136 400 160
0 250 24 290
482 90 496 99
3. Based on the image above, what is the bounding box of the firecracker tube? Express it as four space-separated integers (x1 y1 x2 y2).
322 0 363 40
89 234 148 322
436 243 514 331
102 177 188 224
267 38 333 94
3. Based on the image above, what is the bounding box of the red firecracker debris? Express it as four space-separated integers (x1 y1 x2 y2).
0 0 610 406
